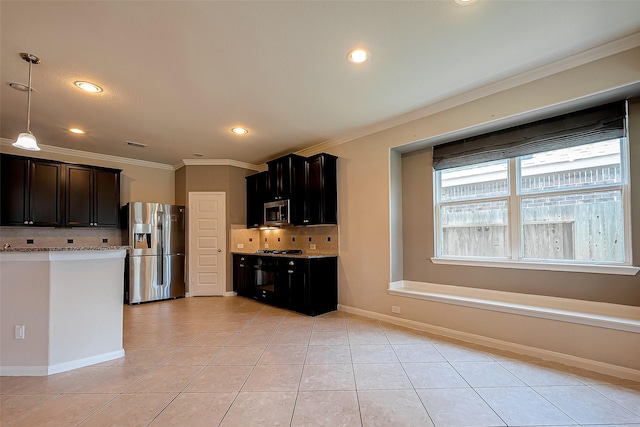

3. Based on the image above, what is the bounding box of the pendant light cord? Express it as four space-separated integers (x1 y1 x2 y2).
26 59 33 134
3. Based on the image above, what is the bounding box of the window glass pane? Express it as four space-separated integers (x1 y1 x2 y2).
521 190 624 262
519 139 621 194
440 160 508 202
440 200 508 257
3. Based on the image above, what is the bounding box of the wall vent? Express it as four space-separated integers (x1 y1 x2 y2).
124 140 147 148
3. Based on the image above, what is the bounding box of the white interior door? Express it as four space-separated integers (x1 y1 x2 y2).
188 192 226 296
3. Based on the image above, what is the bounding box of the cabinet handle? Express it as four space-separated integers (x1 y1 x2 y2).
24 220 28 225
303 220 309 223
288 270 294 274
29 221 33 225
289 261 294 266
240 257 245 261
239 264 245 267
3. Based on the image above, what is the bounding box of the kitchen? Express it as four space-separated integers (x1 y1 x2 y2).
2 1 640 425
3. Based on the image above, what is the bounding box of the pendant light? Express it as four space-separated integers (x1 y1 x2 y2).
12 53 41 151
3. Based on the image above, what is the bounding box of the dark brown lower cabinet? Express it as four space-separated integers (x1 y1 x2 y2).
233 254 337 316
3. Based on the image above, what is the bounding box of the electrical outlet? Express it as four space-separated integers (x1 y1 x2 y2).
264 243 269 248
309 243 317 250
15 324 25 340
391 306 401 314
237 243 244 249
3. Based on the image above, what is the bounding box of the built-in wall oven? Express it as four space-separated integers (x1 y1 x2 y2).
264 199 290 226
254 257 278 304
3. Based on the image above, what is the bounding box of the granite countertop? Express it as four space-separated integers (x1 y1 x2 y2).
232 251 338 259
1 246 130 252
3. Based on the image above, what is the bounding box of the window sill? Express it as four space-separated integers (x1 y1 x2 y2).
431 257 639 276
388 280 640 333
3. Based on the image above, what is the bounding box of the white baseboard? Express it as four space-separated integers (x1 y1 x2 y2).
1 349 125 376
338 304 640 382
185 292 237 297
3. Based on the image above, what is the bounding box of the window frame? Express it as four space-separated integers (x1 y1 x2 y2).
433 137 635 274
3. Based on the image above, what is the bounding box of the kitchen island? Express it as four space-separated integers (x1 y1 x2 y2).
0 247 127 376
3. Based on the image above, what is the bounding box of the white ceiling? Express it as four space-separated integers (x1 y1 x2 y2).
2 1 640 166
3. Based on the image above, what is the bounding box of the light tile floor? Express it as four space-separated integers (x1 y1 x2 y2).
2 296 640 426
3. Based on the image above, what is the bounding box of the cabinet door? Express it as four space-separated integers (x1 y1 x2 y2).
278 258 309 312
1 155 29 225
267 158 285 200
233 255 255 298
94 169 120 227
30 160 63 226
246 172 267 228
65 165 93 227
306 156 323 224
305 154 337 225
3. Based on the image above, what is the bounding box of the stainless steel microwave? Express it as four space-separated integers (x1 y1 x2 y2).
264 200 290 226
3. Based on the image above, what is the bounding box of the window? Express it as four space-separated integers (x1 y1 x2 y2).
433 101 631 266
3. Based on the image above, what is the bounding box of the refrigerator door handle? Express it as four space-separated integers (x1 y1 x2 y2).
157 210 164 286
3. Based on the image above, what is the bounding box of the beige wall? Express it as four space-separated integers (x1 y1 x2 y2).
325 47 640 370
176 164 253 292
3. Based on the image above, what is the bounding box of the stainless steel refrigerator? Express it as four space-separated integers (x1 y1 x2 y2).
123 202 186 304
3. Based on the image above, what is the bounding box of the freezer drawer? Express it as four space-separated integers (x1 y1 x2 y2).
126 254 185 304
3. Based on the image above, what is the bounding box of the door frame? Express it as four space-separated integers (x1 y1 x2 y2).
187 191 231 297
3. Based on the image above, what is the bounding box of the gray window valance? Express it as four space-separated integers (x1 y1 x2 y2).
432 101 626 171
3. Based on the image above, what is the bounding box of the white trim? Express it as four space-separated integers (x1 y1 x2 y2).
47 349 125 375
224 291 238 297
431 257 640 276
0 249 127 262
338 303 640 382
297 33 640 158
0 138 174 170
388 280 640 333
0 349 125 376
179 158 266 171
49 249 127 261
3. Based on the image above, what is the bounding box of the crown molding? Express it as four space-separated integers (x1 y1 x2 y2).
0 138 175 170
179 158 266 171
297 32 640 157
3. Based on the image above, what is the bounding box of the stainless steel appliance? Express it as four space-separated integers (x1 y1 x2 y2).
123 202 186 304
264 199 290 226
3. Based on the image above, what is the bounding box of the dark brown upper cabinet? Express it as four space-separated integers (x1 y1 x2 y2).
65 165 121 228
1 154 120 228
246 152 337 227
246 171 268 228
1 154 63 226
266 154 305 202
298 153 337 225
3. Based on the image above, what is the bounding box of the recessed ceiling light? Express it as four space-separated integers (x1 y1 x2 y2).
455 0 475 5
231 127 248 135
347 49 369 64
74 81 103 93
69 128 85 134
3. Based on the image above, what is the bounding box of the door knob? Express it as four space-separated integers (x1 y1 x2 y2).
217 249 222 253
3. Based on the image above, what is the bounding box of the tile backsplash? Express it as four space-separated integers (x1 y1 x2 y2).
231 225 338 254
0 227 123 248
